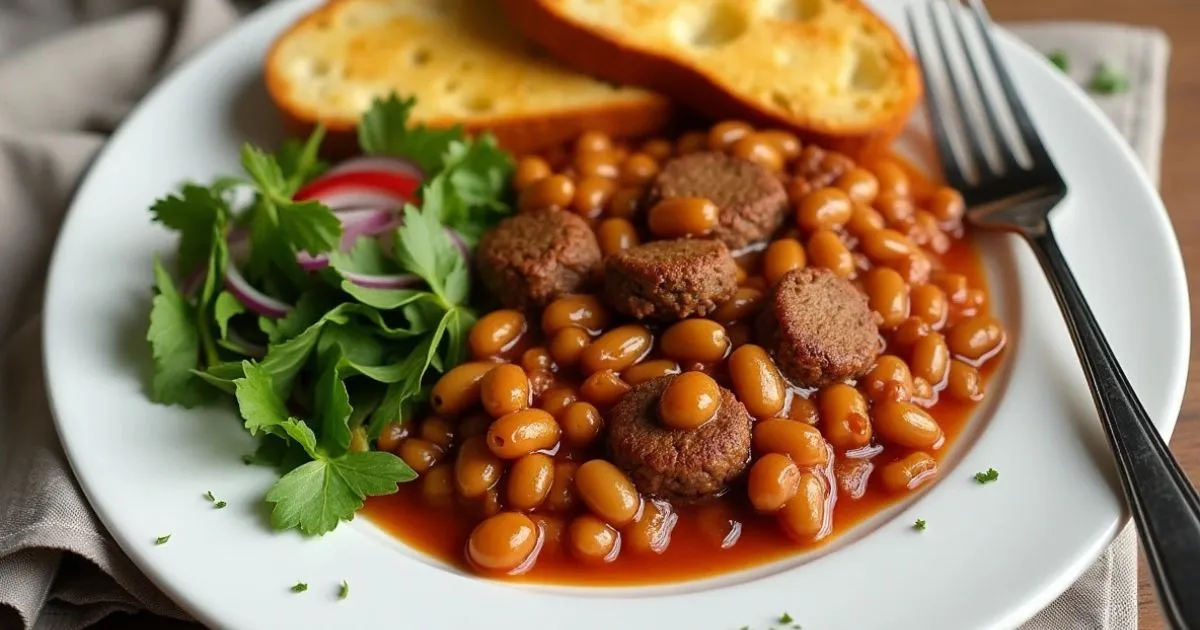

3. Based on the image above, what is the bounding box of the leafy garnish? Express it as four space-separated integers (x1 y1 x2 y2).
265 450 416 535
914 518 927 531
155 535 171 545
1047 50 1069 73
779 613 794 624
974 468 1000 484
291 582 308 593
1088 62 1129 94
214 500 228 509
147 259 210 407
357 94 463 173
339 580 350 600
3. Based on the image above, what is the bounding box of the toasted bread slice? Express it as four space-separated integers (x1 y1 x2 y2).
499 0 921 156
265 0 675 156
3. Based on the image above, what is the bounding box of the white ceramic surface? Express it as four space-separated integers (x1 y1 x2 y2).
42 1 1189 629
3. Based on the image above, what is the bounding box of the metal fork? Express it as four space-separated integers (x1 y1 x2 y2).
907 2 1200 627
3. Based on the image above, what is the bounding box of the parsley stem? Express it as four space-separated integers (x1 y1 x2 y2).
196 312 219 368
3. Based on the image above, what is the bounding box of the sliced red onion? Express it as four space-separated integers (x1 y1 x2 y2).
224 262 293 318
296 208 403 271
226 330 266 358
327 156 424 180
341 271 423 290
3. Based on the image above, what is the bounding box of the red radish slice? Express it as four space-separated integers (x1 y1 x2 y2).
341 271 423 290
327 156 424 180
294 170 421 210
224 263 292 318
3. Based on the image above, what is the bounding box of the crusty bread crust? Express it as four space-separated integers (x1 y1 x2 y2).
265 0 676 156
498 0 922 157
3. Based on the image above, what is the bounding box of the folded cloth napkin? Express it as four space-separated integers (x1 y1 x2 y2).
0 2 1171 628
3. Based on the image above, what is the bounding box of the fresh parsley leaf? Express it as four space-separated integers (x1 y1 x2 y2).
233 361 290 437
974 468 999 484
203 491 216 502
914 518 927 531
291 582 308 593
155 535 171 545
441 256 471 307
443 307 476 370
779 613 794 624
339 580 349 600
340 281 430 311
265 450 417 535
213 291 245 340
149 184 229 275
315 352 353 457
1047 50 1069 73
241 145 290 200
329 237 401 276
277 199 342 256
214 500 228 509
357 94 462 172
276 125 328 190
393 205 452 297
320 324 385 368
147 259 209 407
268 290 337 343
279 418 319 459
1088 62 1129 94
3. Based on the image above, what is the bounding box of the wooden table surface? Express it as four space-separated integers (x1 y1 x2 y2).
90 1 1199 629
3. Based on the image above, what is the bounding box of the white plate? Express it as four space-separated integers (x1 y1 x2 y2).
42 1 1189 629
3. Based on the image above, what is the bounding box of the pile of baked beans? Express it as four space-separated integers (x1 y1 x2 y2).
370 121 1009 578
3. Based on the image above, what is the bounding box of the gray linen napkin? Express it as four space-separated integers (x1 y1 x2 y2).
0 2 1171 629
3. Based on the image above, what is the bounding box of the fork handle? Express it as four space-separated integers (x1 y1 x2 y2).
1028 227 1200 629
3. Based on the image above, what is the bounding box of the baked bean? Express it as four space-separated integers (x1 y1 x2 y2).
860 228 916 264
398 438 443 474
817 384 872 451
658 371 722 430
947 315 1006 361
431 362 495 416
621 152 660 185
965 288 987 309
929 186 966 223
807 229 855 278
539 387 577 418
543 294 611 335
731 135 784 171
788 394 820 424
640 138 673 161
530 513 566 557
865 267 910 330
487 409 561 459
797 188 853 232
419 416 455 449
580 325 653 374
513 156 551 192
872 400 944 449
455 435 503 498
623 500 676 555
890 317 931 353
545 461 578 512
931 272 969 305
580 369 632 409
728 345 787 418
697 502 742 549
521 346 555 373
835 168 880 204
911 210 950 254
648 197 719 238
763 238 807 285
576 460 641 526
786 177 814 207
910 283 949 329
568 514 620 563
575 130 612 155
893 250 933 285
778 473 829 541
560 401 605 448
606 186 642 219
575 152 620 179
846 203 886 237
758 130 802 160
872 159 911 198
596 217 640 256
467 512 539 573
675 131 709 155
572 175 616 218
874 191 915 227
519 174 575 212
910 332 950 387
376 421 410 453
835 457 874 500
421 463 454 507
549 327 591 368
622 359 681 385
710 288 764 325
753 419 830 467
470 309 526 359
660 318 730 363
863 355 914 402
527 369 555 399
478 487 503 518
748 453 802 513
708 120 754 151
506 453 555 511
946 360 984 401
457 413 491 442
880 452 938 494
911 376 934 404
480 364 531 418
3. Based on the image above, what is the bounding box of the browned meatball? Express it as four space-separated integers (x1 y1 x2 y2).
758 267 881 387
648 151 788 249
608 375 752 502
476 209 601 310
604 239 737 321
